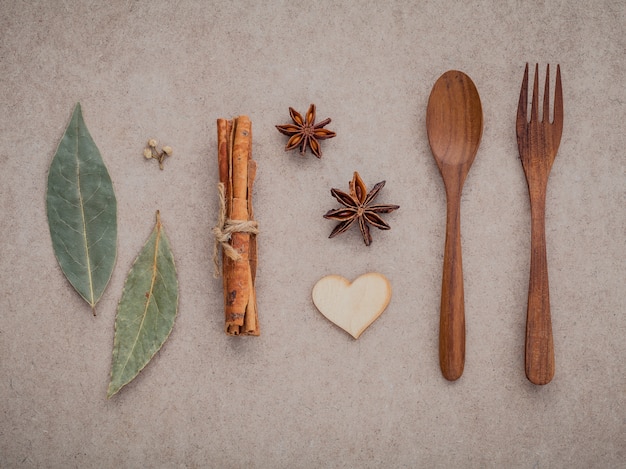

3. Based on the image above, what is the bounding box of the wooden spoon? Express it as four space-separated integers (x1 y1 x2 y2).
426 70 483 381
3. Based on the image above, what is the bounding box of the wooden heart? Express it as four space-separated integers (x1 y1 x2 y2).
312 273 392 339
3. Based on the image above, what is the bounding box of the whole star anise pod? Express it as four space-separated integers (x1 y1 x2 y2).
276 104 336 158
324 171 400 246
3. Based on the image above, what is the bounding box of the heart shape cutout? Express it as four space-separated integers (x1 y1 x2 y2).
312 273 391 339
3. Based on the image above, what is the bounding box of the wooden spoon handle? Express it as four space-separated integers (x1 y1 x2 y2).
440 195 465 381
525 196 555 385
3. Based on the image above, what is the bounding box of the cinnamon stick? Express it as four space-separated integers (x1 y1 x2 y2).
215 116 259 336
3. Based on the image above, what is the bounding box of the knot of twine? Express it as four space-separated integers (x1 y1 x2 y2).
213 182 259 277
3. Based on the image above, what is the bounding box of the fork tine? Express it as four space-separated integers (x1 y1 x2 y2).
517 63 529 125
530 63 539 123
543 64 550 123
553 64 563 128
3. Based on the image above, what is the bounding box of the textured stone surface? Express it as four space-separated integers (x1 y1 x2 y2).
1 1 624 467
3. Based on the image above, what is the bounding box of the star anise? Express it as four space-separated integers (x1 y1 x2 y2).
276 104 336 158
324 171 400 246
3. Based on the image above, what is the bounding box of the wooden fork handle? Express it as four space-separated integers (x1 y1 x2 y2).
440 194 465 381
526 196 555 385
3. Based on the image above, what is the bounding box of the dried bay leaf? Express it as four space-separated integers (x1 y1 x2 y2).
46 103 117 314
107 211 178 398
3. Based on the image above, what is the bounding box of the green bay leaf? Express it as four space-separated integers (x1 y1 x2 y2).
107 211 178 398
46 103 117 314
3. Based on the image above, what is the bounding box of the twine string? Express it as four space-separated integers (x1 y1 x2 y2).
213 182 259 277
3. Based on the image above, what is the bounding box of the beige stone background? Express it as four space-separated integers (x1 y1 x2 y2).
1 1 624 467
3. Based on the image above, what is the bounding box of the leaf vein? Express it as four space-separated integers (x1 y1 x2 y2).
50 205 82 235
56 163 77 187
55 233 87 269
115 224 162 382
87 220 110 248
75 115 95 306
82 178 103 205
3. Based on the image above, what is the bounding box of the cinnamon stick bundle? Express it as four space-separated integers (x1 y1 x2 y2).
215 116 259 336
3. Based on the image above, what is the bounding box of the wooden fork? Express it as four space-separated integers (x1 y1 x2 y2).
516 63 563 385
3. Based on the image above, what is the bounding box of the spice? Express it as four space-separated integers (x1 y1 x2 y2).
214 116 259 336
324 171 399 246
143 139 173 170
275 104 336 158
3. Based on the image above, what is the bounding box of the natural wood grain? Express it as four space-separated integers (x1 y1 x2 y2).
312 273 392 339
426 71 483 381
516 64 563 385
